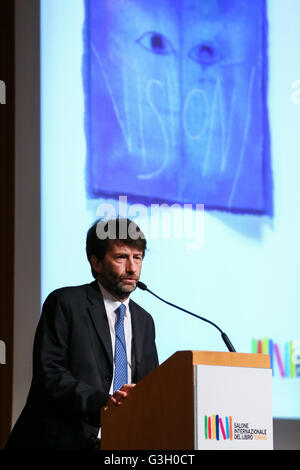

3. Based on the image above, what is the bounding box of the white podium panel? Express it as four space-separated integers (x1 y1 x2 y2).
194 364 273 450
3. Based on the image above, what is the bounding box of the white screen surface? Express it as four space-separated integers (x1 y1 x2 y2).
41 0 300 419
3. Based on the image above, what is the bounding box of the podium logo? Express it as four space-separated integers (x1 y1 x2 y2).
204 414 233 441
252 338 300 378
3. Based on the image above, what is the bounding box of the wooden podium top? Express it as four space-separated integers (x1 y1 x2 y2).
190 350 270 368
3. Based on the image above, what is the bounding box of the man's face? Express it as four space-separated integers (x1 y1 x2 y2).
92 240 144 300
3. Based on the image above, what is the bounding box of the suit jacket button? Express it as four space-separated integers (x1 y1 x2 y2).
105 375 112 382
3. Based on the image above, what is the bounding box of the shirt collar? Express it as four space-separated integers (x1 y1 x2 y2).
98 281 130 315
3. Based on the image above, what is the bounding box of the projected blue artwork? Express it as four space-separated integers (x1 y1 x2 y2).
83 0 272 215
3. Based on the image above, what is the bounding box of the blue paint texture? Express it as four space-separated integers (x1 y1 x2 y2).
83 0 272 216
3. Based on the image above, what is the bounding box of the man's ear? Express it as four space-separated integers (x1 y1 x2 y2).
90 255 103 274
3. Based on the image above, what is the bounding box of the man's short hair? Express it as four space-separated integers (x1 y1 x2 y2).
86 217 147 279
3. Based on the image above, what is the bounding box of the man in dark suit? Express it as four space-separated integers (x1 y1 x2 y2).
5 218 159 450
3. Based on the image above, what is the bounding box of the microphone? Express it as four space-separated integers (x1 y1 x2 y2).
136 281 236 353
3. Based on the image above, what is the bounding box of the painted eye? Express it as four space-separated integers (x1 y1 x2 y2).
136 32 175 56
188 42 221 66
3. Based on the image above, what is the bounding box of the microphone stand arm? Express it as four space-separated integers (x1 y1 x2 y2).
145 287 236 353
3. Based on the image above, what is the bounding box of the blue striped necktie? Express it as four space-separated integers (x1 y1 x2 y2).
113 303 128 393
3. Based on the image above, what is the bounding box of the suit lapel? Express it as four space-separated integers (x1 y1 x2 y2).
86 281 113 366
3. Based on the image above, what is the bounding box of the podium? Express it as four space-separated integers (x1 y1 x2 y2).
101 351 273 450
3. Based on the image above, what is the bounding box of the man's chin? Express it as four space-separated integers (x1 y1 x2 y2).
115 280 137 297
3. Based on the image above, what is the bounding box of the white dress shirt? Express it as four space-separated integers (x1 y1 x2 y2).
98 282 132 394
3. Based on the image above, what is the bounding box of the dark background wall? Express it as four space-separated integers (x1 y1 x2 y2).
0 0 40 449
12 0 40 430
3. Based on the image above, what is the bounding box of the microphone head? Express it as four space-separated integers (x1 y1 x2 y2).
136 281 148 291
